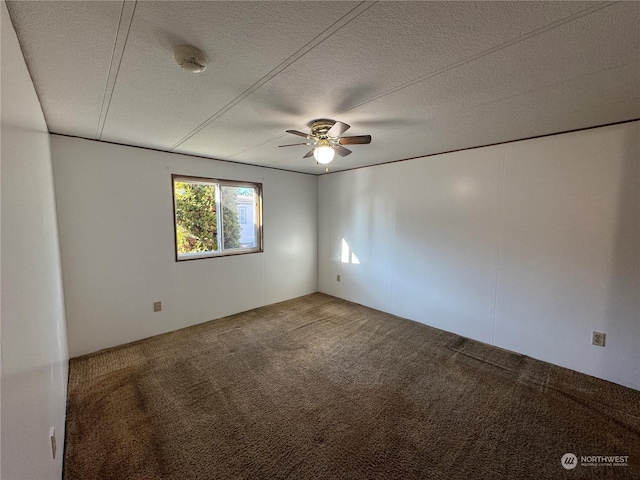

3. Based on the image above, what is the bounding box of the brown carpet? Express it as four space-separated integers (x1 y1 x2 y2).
64 293 640 479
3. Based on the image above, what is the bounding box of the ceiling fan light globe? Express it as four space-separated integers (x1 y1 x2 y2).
314 145 335 164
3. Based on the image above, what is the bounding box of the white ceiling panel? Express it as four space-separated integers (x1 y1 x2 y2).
176 1 595 158
6 1 123 138
99 1 360 149
232 60 639 174
227 2 639 172
343 67 640 172
342 0 639 125
6 1 639 174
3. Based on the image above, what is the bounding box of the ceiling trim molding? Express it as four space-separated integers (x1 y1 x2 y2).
49 133 318 176
323 118 640 175
168 1 378 151
95 0 137 140
51 118 639 178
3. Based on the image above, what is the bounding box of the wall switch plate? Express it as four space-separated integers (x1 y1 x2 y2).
50 427 56 459
337 275 341 282
592 331 605 347
153 301 162 312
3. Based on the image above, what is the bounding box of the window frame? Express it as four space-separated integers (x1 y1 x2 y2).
172 174 263 262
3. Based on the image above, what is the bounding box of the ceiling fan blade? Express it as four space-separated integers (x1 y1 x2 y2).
278 142 314 147
327 121 350 137
334 145 352 157
303 149 315 158
339 135 372 145
286 129 310 138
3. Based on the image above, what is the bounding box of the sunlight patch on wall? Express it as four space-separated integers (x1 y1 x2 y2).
341 238 361 264
341 238 349 263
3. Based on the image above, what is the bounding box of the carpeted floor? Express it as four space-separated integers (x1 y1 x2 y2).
64 293 640 479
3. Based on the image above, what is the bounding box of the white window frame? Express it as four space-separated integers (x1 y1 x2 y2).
172 174 263 261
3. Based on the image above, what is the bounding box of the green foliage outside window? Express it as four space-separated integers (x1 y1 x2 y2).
175 181 241 254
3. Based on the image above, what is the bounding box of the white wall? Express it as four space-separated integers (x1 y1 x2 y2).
51 136 317 357
319 121 640 390
1 2 69 479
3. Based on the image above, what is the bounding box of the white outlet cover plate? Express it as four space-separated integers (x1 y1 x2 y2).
592 331 606 347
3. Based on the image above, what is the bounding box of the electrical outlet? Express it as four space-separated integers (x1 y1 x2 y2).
50 427 56 459
336 274 341 282
153 301 162 313
592 331 606 347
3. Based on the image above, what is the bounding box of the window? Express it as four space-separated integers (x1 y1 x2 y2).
172 175 262 261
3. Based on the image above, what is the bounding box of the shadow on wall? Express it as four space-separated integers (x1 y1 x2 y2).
603 126 640 389
1 364 66 478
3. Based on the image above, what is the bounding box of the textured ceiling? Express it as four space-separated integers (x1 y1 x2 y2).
7 1 640 174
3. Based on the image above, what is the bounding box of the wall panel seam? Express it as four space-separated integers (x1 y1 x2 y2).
491 147 507 345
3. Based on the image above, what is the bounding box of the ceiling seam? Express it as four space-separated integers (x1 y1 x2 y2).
95 0 125 139
168 1 377 151
95 0 137 140
224 1 618 160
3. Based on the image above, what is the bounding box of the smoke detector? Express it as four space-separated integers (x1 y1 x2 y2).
174 44 207 73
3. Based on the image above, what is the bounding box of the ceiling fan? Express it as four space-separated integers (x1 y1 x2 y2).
279 119 372 165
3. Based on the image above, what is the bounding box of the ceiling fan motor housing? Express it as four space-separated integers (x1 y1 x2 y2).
309 119 337 138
